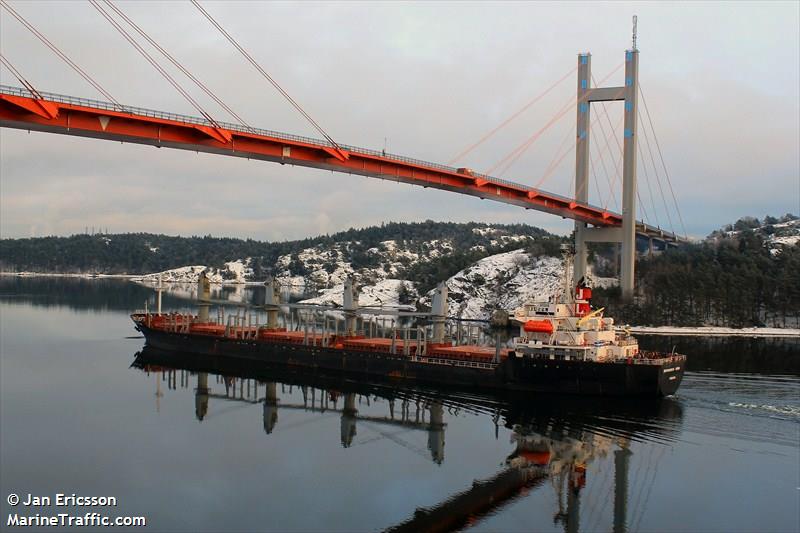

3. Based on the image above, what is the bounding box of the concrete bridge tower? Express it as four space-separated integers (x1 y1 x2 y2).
574 29 640 299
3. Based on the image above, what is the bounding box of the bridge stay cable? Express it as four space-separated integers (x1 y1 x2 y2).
534 121 575 189
575 113 615 205
588 77 627 211
637 100 675 235
190 0 343 156
636 135 661 229
588 115 618 210
589 75 651 226
487 62 623 180
447 65 577 165
489 93 577 177
639 84 688 239
594 113 625 212
589 130 608 208
0 0 120 106
88 0 223 128
534 112 616 198
101 0 250 128
494 100 574 178
0 53 43 100
587 76 651 224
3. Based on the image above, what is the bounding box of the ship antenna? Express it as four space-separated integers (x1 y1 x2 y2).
632 15 638 50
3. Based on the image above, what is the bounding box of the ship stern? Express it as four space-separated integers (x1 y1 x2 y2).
656 357 686 397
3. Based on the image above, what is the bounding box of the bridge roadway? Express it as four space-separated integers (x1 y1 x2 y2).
0 85 682 243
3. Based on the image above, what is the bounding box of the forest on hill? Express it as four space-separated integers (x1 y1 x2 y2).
594 214 800 327
0 220 556 278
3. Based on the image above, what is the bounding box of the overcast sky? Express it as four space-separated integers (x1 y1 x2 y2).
1 1 798 241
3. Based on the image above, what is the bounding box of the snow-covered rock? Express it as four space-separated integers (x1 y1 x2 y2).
300 279 415 310
224 259 252 283
135 265 223 284
420 250 564 320
135 260 251 284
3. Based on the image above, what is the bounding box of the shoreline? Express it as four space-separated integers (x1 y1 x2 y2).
629 326 800 338
4 272 799 338
0 271 263 286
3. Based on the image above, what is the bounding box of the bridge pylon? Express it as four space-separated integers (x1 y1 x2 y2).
573 47 639 299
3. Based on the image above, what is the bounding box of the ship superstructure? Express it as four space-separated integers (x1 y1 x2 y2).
512 247 641 363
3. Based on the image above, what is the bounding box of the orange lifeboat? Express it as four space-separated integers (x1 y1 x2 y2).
523 320 554 334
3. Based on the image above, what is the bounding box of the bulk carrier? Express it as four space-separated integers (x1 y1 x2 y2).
132 250 685 397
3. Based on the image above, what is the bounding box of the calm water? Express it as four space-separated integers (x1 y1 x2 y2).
1 278 798 532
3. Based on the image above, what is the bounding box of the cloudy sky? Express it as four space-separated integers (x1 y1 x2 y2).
1 1 798 241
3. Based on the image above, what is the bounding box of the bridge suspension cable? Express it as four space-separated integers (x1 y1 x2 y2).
447 65 577 165
100 0 250 128
190 0 343 154
88 0 223 128
0 0 120 105
639 84 688 239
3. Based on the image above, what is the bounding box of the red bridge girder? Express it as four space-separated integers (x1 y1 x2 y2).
1 85 679 241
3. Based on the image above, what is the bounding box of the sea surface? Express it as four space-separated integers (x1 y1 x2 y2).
1 277 798 532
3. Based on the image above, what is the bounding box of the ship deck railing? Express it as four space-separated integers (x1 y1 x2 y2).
627 352 686 365
412 355 498 370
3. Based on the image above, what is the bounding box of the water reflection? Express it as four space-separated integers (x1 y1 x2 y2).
132 347 683 532
0 277 305 312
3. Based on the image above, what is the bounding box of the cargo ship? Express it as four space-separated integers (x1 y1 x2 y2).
131 250 685 397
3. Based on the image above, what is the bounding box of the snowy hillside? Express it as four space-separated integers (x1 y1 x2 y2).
709 214 799 255
418 251 561 320
129 223 571 317
416 250 614 320
300 279 416 310
134 260 252 284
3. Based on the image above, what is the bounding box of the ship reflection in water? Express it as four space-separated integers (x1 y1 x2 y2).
133 347 683 533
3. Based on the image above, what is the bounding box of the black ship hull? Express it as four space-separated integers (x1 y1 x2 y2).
135 323 685 397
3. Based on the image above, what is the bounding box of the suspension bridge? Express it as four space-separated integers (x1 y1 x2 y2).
0 2 688 298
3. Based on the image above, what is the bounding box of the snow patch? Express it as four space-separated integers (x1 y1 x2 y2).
300 279 416 319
